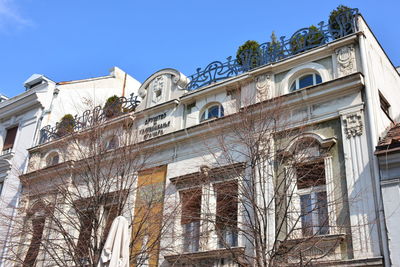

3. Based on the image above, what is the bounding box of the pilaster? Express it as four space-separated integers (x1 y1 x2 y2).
339 106 380 259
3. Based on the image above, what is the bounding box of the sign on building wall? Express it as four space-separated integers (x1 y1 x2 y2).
131 165 167 266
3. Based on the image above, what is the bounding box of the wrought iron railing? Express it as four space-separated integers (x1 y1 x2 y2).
39 93 140 144
186 9 359 90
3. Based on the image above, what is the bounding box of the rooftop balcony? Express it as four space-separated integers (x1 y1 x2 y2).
38 9 359 146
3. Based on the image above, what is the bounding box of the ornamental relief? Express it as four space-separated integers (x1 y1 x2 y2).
335 45 357 77
255 74 272 101
342 111 363 138
152 75 164 104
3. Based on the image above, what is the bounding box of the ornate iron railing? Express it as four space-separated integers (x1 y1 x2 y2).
186 9 359 90
39 93 140 144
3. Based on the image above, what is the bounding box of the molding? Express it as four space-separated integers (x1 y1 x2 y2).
280 62 331 95
138 68 189 99
341 111 363 138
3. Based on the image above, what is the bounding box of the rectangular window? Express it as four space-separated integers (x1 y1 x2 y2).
296 161 329 236
180 189 201 252
379 91 392 120
215 181 238 248
2 126 18 152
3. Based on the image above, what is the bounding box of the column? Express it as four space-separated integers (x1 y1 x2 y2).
339 107 380 258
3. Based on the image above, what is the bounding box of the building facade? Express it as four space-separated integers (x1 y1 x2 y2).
0 67 140 266
8 9 400 267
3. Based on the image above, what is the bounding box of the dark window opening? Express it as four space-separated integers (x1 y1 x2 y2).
3 126 18 152
180 189 201 252
379 91 392 121
23 216 46 267
216 181 238 248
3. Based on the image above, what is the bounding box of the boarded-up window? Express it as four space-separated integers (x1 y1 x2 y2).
2 126 18 151
23 216 46 267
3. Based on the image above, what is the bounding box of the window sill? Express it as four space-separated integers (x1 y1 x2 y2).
164 246 245 263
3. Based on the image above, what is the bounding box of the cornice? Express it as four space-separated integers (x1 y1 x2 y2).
0 92 42 120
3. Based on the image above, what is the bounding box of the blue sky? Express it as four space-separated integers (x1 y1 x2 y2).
1 0 399 98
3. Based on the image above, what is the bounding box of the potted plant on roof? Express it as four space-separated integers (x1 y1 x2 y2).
290 25 325 55
56 114 75 137
103 95 122 119
329 5 354 39
236 40 261 71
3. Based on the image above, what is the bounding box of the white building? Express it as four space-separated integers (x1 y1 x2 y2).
12 9 400 267
0 67 140 265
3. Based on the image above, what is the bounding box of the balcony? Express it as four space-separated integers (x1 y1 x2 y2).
186 9 359 90
38 93 140 144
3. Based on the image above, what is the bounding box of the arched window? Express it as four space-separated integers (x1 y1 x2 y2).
106 136 119 150
24 202 49 266
200 103 224 122
290 73 322 91
284 134 336 238
46 152 59 166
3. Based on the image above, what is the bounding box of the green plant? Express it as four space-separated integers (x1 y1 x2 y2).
268 31 284 61
103 95 122 118
236 40 261 69
290 25 324 54
329 5 353 39
57 114 75 136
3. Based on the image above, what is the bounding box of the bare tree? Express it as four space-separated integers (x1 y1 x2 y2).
2 99 175 267
170 92 352 266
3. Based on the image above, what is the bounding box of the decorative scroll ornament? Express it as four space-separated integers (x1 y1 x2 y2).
336 44 356 77
255 74 271 101
186 9 358 90
343 111 363 138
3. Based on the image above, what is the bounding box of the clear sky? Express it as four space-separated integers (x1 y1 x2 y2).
0 0 399 98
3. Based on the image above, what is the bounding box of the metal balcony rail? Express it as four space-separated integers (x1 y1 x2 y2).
186 9 359 90
39 93 140 144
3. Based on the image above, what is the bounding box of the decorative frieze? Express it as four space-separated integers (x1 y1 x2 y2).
335 45 357 77
342 111 363 138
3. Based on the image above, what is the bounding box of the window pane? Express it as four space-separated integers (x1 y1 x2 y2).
316 191 329 235
200 111 206 122
300 194 313 236
290 82 297 91
183 221 200 252
298 74 314 89
315 74 322 84
208 105 220 119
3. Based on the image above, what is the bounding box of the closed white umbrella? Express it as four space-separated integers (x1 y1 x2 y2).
97 216 130 267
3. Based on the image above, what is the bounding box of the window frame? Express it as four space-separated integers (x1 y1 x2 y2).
2 126 18 153
199 103 224 122
290 72 322 91
284 135 337 239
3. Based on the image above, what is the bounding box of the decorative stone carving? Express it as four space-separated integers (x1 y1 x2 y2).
335 45 356 77
342 111 363 138
151 75 164 104
255 74 272 101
